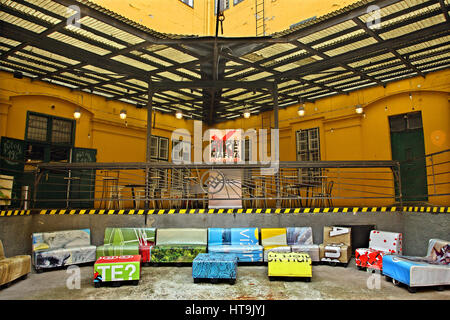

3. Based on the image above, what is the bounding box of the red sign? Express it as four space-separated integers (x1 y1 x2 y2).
95 255 141 264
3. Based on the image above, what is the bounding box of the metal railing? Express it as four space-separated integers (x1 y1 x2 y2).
3 160 400 209
423 149 449 202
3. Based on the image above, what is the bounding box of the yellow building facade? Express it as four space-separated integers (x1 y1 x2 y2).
90 0 361 37
0 0 449 207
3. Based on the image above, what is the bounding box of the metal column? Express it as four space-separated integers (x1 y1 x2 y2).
273 82 280 208
145 79 153 210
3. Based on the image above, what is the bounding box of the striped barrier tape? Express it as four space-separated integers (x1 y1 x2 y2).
0 210 31 216
1 206 448 216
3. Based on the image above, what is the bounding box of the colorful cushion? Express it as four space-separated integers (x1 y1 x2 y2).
99 228 155 262
261 228 289 262
368 230 402 254
96 244 139 260
355 248 386 270
156 228 207 246
383 254 450 287
267 252 312 278
426 239 449 264
319 244 351 264
34 246 96 269
0 240 31 285
287 227 314 245
208 228 259 246
261 228 287 247
323 226 351 247
263 246 291 262
208 245 263 262
151 245 206 263
32 229 92 252
291 244 320 262
192 253 238 280
32 229 96 270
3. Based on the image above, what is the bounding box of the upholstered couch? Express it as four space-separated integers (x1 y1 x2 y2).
96 227 156 263
32 229 96 272
319 226 352 266
0 240 31 286
383 239 449 293
261 227 320 262
355 230 402 271
207 228 263 263
151 228 207 263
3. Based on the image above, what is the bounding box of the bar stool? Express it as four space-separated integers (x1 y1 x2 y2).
253 177 267 209
100 171 120 209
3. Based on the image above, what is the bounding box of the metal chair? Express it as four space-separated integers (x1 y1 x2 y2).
314 180 334 208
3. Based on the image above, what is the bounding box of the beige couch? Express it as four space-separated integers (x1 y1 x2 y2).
0 240 31 287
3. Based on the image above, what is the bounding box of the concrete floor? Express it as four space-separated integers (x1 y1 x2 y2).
0 259 448 300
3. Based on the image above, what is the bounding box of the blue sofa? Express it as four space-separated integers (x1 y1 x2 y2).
383 238 449 293
207 228 263 263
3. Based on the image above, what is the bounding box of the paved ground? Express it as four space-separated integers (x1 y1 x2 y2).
0 259 448 300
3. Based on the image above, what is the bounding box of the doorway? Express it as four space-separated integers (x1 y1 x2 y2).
389 111 428 202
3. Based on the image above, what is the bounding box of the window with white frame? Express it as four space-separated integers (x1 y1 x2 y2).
149 135 169 161
296 128 321 183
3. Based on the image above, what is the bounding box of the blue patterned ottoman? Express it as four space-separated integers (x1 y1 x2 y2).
192 253 238 284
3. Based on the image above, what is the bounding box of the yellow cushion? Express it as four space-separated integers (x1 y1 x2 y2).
267 252 312 278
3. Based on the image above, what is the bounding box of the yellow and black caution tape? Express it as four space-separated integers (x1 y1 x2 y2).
0 206 445 216
0 210 31 217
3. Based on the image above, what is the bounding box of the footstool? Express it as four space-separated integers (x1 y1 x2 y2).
268 252 312 281
192 253 237 284
94 255 141 287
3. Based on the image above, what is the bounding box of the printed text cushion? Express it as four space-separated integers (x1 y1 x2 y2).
368 230 402 254
287 227 314 245
323 226 351 246
291 244 320 262
156 228 207 246
263 246 291 262
319 244 351 264
208 228 259 246
96 244 139 259
261 228 287 247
